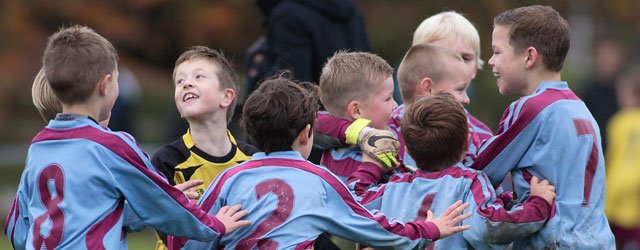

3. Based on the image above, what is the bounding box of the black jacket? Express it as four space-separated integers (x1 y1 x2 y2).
248 0 370 87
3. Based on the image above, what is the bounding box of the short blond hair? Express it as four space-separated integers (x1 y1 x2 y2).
31 67 62 122
319 51 392 118
398 44 463 103
412 11 484 70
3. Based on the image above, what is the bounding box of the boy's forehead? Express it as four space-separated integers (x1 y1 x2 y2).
176 58 219 72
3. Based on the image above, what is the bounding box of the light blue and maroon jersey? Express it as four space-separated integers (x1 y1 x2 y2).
171 151 439 250
314 106 493 170
470 81 615 248
4 115 225 250
464 110 494 165
348 162 551 249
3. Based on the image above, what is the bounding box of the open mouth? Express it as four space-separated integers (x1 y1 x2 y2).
183 93 199 102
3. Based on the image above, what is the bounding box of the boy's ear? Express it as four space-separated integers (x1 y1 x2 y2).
97 74 112 96
524 46 539 69
418 77 433 95
347 100 361 120
219 88 236 108
464 132 471 150
298 124 312 145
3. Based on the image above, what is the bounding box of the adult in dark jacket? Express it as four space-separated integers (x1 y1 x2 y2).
246 0 371 169
247 0 371 92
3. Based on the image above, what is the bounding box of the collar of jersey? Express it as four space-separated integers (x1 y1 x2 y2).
534 81 568 94
251 151 305 161
49 113 101 129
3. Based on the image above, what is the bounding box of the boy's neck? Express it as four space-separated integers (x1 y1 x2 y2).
523 69 562 95
188 118 232 157
62 103 102 122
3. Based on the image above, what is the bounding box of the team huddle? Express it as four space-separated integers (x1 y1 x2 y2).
5 5 616 250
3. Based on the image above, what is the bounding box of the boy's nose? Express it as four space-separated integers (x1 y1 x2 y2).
460 95 470 105
183 81 194 88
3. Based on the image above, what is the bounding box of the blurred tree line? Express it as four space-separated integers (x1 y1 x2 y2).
1 0 639 144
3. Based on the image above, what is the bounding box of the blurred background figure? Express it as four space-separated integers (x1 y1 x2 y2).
245 0 370 93
110 65 141 135
246 0 371 167
604 64 640 250
581 38 625 151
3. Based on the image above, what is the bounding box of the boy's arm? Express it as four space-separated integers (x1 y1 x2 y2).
462 172 554 247
323 171 470 248
121 201 147 233
469 100 541 186
150 146 179 185
314 111 353 148
5 186 29 250
107 139 234 241
347 161 385 197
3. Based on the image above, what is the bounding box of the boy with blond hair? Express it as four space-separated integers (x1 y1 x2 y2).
171 74 471 249
317 51 399 181
472 5 615 248
410 10 493 164
315 11 492 169
348 93 556 249
315 44 484 171
4 25 249 249
31 67 62 122
152 46 256 249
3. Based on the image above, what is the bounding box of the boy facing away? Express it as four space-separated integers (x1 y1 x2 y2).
348 93 556 249
170 74 471 249
151 46 256 249
4 25 249 250
471 5 615 248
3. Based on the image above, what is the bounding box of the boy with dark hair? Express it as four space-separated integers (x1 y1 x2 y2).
348 93 556 249
4 25 249 249
171 74 471 249
473 5 615 248
152 46 256 249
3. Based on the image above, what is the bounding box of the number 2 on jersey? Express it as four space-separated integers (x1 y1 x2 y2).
573 119 598 207
237 179 294 249
33 164 66 249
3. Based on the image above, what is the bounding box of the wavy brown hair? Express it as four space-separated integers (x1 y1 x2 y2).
402 92 468 171
242 72 319 154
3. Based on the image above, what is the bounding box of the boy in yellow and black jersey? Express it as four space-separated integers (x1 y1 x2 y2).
152 46 255 250
152 129 255 193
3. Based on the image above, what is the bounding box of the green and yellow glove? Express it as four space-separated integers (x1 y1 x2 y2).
345 118 401 169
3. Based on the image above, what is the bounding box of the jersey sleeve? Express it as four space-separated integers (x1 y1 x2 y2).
122 201 147 233
314 111 353 148
106 137 225 241
5 177 29 250
462 172 551 248
321 175 439 248
470 99 541 186
150 145 180 186
346 162 384 197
